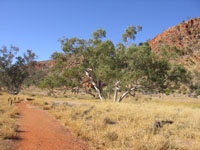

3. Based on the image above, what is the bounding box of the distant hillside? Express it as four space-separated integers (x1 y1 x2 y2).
35 55 83 71
149 17 200 72
34 60 55 71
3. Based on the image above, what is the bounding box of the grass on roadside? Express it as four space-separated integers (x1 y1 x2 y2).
0 92 20 149
30 92 200 150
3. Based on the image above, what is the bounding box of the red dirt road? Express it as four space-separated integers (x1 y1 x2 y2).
14 101 88 150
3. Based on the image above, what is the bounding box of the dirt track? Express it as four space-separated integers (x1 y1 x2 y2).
14 101 88 150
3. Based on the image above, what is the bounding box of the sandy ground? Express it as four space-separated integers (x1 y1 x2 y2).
14 101 88 150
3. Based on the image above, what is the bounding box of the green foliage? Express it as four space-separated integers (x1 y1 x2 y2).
51 29 119 95
169 64 191 84
190 81 200 96
61 66 83 88
98 85 114 99
82 40 117 84
49 26 192 99
159 45 180 59
115 42 191 93
92 29 106 41
165 89 173 95
0 46 36 93
24 70 48 87
122 25 142 45
39 74 63 91
59 38 87 55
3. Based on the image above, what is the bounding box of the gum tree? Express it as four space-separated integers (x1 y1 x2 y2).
114 43 191 102
0 46 36 94
51 29 118 100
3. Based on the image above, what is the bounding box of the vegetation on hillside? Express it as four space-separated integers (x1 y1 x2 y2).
148 17 200 97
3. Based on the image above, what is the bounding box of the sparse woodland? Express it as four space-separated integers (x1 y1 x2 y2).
0 24 199 99
38 25 196 101
0 21 200 150
0 46 37 94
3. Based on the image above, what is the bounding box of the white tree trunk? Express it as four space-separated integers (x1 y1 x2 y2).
114 81 120 102
118 87 136 103
118 90 129 103
114 88 118 102
85 71 104 101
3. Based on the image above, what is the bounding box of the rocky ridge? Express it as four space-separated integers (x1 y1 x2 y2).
148 17 200 72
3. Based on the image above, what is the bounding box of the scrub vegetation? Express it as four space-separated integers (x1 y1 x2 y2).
0 92 20 150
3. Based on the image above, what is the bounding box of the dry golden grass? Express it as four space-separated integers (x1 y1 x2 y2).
28 91 200 150
0 92 20 149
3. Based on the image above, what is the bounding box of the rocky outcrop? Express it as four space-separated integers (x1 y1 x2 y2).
148 17 200 72
34 60 55 71
149 17 200 53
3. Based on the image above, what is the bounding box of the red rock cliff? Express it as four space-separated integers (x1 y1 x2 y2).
148 17 200 72
149 17 200 53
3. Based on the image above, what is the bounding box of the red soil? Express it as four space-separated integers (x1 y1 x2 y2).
14 101 88 150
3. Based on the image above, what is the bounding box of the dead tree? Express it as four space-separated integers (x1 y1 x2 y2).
117 84 143 103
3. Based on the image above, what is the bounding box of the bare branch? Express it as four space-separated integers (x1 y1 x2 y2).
85 71 104 100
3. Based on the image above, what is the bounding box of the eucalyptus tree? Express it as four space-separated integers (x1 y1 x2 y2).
112 25 190 102
82 39 118 100
51 29 118 100
39 74 63 96
0 46 36 94
50 26 191 102
114 42 191 102
122 25 142 45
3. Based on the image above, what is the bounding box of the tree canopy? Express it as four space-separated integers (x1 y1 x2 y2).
41 25 191 102
0 46 36 94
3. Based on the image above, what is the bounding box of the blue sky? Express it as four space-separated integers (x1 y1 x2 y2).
0 0 199 61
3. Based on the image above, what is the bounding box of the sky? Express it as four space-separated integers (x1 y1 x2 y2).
0 0 199 61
